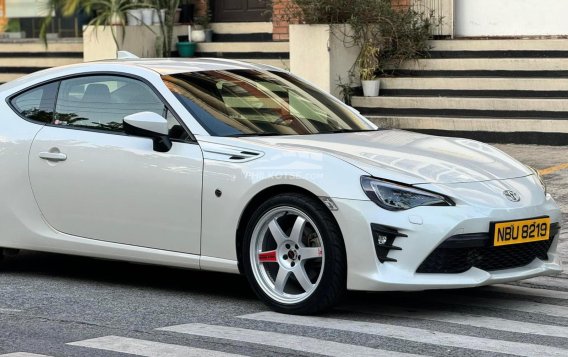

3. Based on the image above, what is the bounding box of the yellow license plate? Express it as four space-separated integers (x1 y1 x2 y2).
493 217 550 247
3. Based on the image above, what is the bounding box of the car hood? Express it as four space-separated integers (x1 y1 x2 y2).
244 130 532 185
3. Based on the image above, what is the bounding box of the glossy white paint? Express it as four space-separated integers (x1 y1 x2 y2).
0 59 562 294
124 112 169 135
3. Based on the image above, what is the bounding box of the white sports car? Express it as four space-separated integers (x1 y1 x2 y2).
0 57 562 314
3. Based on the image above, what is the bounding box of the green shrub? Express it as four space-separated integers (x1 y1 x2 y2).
273 0 436 82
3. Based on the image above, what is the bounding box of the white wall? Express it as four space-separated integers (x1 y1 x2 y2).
290 25 360 98
6 0 49 18
455 0 568 37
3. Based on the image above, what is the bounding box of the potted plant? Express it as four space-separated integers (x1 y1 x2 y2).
190 15 210 43
196 11 213 42
176 41 197 57
278 0 435 101
358 42 380 97
153 8 166 25
140 4 155 26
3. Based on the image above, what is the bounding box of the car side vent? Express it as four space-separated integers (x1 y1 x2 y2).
201 142 264 163
371 224 407 263
229 151 261 161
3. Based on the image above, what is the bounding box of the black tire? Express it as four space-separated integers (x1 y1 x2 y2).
242 193 347 315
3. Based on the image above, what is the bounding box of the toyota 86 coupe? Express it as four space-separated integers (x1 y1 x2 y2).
0 57 562 314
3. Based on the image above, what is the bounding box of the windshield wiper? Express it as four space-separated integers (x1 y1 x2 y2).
225 132 282 137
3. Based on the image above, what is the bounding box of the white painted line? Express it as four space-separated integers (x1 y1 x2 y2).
68 336 242 357
429 294 568 318
158 323 422 357
240 312 568 357
345 305 568 339
489 284 568 300
0 353 51 357
0 309 22 313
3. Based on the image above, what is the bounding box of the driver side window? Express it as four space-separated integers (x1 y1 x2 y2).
54 75 190 141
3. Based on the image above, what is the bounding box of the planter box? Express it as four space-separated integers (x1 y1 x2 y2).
83 25 189 61
290 24 360 99
2 31 26 39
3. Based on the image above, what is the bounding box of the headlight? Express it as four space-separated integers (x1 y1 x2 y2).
528 166 547 195
361 176 454 211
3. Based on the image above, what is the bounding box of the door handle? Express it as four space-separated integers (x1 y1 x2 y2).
39 152 67 162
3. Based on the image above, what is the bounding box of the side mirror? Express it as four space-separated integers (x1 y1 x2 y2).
124 112 172 153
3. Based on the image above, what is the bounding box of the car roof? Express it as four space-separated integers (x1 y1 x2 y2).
90 57 285 75
0 58 286 94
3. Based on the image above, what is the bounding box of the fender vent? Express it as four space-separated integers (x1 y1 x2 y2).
201 142 264 163
229 151 261 161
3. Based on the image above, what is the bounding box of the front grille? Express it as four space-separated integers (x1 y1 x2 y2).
417 223 560 274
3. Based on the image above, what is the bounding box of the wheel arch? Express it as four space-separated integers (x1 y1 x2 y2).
235 184 341 274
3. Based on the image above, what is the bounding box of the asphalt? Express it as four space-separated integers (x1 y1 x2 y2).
0 144 566 356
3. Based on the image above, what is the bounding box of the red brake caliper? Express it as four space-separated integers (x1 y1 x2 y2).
258 250 277 263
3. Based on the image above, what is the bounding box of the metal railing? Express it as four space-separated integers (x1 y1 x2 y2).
412 0 453 38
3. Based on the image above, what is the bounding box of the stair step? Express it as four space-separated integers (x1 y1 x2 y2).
381 77 568 91
195 42 289 61
430 39 568 52
0 57 81 68
239 59 289 69
0 73 27 83
366 116 568 145
379 77 568 98
427 50 568 59
210 22 272 35
397 58 568 71
367 116 568 134
354 96 568 112
0 40 83 53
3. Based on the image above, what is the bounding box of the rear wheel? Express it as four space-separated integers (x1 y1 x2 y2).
242 193 346 314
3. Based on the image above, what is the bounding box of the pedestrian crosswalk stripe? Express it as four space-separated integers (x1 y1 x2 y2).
240 311 568 357
425 293 568 318
158 323 422 357
0 354 51 357
344 304 568 338
489 284 568 300
67 336 244 357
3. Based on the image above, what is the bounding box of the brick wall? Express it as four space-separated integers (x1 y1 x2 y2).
195 0 208 17
273 0 292 41
270 0 412 41
391 0 411 10
202 0 411 42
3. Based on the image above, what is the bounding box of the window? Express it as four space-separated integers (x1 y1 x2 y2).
55 76 166 133
10 82 59 123
163 70 374 137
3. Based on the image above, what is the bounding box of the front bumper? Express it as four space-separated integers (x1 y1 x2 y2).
332 188 562 292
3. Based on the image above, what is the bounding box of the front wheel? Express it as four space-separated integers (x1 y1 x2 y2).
242 193 346 315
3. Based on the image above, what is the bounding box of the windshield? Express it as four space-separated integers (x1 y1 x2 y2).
163 69 375 137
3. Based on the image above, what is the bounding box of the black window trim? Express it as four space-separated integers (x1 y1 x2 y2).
6 71 197 144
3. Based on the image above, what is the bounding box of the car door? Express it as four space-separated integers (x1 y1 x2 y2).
29 74 203 254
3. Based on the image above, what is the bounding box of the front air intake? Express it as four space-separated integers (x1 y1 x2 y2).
371 224 407 263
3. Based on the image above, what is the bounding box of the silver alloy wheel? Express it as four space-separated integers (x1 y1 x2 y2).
249 206 325 304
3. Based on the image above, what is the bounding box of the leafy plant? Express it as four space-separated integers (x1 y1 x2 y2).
271 0 436 93
358 42 380 81
41 0 182 57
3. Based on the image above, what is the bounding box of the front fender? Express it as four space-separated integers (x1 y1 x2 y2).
199 141 369 263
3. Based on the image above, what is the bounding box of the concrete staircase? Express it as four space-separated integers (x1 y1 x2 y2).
352 39 568 145
195 22 290 69
0 39 83 84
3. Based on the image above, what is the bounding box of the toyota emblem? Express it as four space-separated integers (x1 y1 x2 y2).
503 190 521 202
